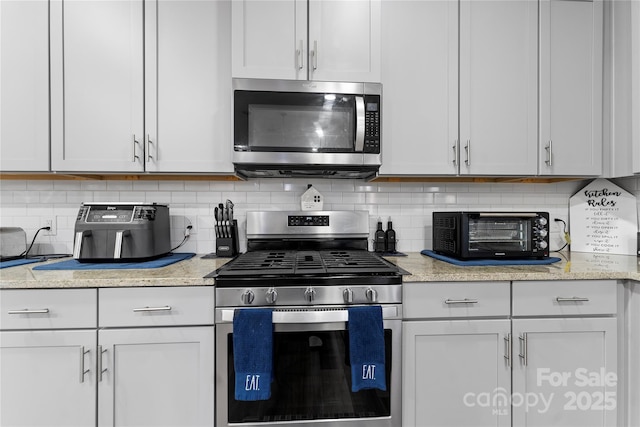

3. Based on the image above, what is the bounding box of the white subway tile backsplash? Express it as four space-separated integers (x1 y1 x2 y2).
1 177 638 255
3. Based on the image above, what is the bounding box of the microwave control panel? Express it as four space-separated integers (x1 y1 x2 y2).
364 96 380 153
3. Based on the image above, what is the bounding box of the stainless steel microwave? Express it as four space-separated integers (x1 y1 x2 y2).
233 79 382 179
433 211 550 259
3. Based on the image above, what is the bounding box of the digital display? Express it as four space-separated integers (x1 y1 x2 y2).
86 208 134 223
288 215 330 227
366 103 378 112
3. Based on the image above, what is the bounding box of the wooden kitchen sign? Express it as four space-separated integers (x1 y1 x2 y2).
569 179 638 255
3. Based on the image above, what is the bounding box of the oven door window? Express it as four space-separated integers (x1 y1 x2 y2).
226 329 392 423
468 218 531 252
234 91 357 153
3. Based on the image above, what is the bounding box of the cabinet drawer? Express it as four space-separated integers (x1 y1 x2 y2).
512 280 617 316
0 289 97 330
99 287 214 327
403 282 510 319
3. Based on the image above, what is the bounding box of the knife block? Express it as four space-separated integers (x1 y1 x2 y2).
216 220 239 257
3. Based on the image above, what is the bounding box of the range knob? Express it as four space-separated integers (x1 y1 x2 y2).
536 240 548 250
343 288 354 304
241 289 255 305
304 287 316 303
265 288 278 304
365 287 378 303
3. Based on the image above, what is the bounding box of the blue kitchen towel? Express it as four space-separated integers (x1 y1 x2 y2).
348 305 386 392
32 253 195 270
0 258 43 269
421 250 561 266
233 308 273 401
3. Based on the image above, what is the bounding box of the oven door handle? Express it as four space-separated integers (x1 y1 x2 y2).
220 307 398 323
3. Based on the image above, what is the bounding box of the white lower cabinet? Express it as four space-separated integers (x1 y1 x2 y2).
0 289 98 427
403 319 511 427
402 280 619 427
97 287 215 427
97 327 215 427
511 318 617 427
0 330 97 426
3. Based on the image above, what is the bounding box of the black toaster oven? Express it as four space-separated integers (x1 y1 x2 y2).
433 211 550 259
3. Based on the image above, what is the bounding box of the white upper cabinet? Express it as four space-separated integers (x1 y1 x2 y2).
539 0 603 176
381 0 537 176
50 0 145 172
380 0 458 175
0 0 50 171
232 0 380 82
51 0 232 173
459 0 538 176
144 0 232 173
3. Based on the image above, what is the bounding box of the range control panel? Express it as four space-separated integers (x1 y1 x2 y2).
288 215 330 227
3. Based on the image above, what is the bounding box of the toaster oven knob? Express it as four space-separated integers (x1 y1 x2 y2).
265 288 278 304
343 288 354 304
536 240 548 250
365 287 378 303
536 228 548 238
241 290 255 305
304 287 316 303
537 217 548 227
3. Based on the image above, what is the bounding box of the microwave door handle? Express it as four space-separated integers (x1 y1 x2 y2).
355 96 365 152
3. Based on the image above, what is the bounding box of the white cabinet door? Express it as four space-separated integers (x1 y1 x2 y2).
308 0 381 82
50 0 145 172
539 0 603 176
0 0 50 172
403 319 511 427
98 326 215 427
459 0 538 176
0 330 96 427
380 0 458 175
634 2 640 175
145 0 233 173
232 0 307 80
512 318 618 427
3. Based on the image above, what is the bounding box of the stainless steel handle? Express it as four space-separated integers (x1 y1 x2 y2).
519 333 528 366
132 134 140 162
73 230 91 259
80 347 90 383
220 306 398 323
8 309 50 315
98 346 107 382
146 134 154 162
464 139 470 166
479 212 538 218
311 40 318 70
444 298 478 304
452 140 458 166
556 297 590 303
113 230 130 259
355 96 365 152
132 306 172 312
296 40 304 70
504 334 512 367
545 140 553 166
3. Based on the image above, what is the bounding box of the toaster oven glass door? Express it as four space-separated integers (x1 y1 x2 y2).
467 218 531 253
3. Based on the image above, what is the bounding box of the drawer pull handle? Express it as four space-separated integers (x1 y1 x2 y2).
444 299 478 304
8 309 50 315
556 297 589 303
133 306 172 312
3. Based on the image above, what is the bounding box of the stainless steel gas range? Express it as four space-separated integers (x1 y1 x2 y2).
209 211 403 427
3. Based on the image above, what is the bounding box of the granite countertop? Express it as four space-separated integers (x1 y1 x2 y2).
1 252 639 290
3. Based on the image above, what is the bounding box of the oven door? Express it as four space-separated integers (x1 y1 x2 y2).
216 307 401 427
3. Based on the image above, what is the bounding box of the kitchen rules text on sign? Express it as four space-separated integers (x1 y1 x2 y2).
569 179 637 255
